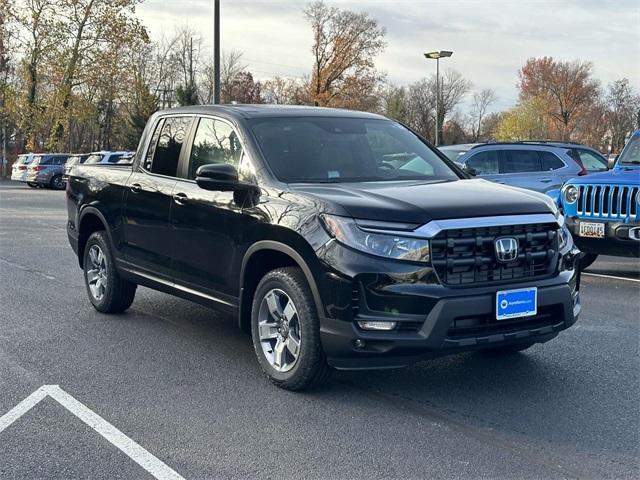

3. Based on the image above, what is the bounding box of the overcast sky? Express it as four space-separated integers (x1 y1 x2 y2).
137 0 640 112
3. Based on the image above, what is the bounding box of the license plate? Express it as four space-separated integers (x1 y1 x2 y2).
496 287 537 321
578 221 605 238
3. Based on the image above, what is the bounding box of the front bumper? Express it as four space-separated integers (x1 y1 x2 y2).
316 240 582 370
566 217 640 257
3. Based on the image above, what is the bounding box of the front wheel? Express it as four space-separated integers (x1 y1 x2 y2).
580 253 598 270
83 231 136 313
251 267 332 390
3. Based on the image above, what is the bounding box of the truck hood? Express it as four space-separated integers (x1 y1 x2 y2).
566 168 640 185
291 178 557 224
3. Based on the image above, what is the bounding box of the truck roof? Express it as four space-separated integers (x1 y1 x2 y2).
156 104 387 121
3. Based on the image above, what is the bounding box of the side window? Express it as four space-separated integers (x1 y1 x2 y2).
539 151 565 171
466 151 499 175
149 117 191 177
577 150 607 171
502 150 541 173
143 119 164 171
186 118 243 179
107 154 123 164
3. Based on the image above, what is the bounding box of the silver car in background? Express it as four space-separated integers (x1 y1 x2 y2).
456 142 598 193
10 153 36 184
25 153 70 190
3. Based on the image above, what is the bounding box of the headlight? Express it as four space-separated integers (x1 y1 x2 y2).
563 185 579 204
320 214 430 263
559 222 571 249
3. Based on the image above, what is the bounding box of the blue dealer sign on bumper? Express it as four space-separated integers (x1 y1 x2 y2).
496 287 537 320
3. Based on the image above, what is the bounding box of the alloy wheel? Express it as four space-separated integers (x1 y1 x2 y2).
257 289 301 372
86 245 107 301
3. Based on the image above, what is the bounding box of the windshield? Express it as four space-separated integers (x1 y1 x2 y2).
85 154 104 164
617 134 640 166
250 117 459 183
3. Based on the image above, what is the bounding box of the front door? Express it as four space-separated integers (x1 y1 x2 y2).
123 116 193 278
169 116 250 301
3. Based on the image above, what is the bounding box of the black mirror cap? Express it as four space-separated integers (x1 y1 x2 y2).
195 163 254 192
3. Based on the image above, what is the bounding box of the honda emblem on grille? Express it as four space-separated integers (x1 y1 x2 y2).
495 237 518 263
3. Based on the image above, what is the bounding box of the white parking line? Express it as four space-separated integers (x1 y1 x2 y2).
583 272 640 283
0 385 185 480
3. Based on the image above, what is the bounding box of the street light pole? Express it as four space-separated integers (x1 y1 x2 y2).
424 50 453 147
435 57 439 146
213 0 220 104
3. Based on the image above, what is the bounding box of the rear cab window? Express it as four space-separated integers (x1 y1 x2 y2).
146 116 192 177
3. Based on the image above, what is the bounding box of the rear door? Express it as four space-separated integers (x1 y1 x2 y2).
122 116 194 278
499 149 548 192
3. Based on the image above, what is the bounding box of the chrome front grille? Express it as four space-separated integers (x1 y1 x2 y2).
577 184 638 221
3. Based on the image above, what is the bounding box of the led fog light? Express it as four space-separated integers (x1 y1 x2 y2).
357 321 397 331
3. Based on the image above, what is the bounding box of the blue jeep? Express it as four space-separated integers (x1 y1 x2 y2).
560 130 640 268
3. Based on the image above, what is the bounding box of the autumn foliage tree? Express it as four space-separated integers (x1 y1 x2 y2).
304 0 386 110
518 57 600 140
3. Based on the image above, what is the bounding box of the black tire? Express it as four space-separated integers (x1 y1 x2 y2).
50 174 65 190
480 342 535 355
251 267 332 390
83 231 136 313
27 182 38 188
580 253 598 270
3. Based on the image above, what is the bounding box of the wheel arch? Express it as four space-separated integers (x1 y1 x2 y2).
77 206 113 268
238 241 324 334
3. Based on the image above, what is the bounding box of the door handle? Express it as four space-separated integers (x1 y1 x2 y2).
540 178 553 183
173 192 189 205
130 183 142 193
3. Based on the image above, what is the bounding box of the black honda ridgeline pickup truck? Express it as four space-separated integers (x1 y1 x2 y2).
66 105 583 390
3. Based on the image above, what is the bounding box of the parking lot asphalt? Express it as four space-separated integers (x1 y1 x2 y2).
1 181 639 480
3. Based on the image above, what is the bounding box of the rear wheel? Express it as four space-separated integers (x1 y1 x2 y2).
580 253 598 270
251 267 332 390
83 231 136 313
50 174 65 190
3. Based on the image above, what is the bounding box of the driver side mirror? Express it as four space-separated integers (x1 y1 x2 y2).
195 164 254 192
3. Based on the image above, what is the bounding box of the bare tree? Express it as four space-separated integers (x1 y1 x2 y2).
404 79 435 141
304 0 386 108
431 69 471 143
261 76 308 105
200 49 248 104
469 88 497 141
606 78 640 152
